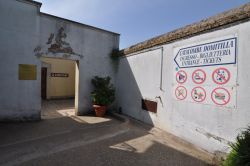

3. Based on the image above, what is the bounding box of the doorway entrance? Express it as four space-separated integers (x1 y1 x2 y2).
40 57 79 119
41 67 47 100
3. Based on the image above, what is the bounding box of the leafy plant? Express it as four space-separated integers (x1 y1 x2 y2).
109 49 121 73
91 76 115 106
223 126 250 166
110 48 121 60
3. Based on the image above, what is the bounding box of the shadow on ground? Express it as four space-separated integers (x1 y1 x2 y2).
0 99 212 166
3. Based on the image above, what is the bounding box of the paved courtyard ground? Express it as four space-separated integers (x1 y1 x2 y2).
0 100 214 166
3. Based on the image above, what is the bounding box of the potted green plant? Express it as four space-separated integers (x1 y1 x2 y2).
91 76 115 117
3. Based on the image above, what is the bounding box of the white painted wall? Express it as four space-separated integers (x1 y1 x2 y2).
117 21 250 153
39 14 119 115
0 0 41 120
0 0 119 120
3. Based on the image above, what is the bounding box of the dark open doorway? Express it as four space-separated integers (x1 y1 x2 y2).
41 67 47 100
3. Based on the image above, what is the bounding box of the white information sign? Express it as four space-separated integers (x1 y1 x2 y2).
174 38 236 68
173 36 237 108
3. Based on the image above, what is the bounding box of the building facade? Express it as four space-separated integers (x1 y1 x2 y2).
117 3 250 153
1 0 250 155
0 0 119 120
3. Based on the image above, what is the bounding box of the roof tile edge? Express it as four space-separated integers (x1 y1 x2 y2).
121 2 250 56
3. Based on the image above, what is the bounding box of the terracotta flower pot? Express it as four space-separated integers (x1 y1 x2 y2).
93 105 107 117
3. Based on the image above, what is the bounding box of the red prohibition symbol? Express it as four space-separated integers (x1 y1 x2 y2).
192 69 206 84
212 67 231 85
211 87 231 106
175 86 187 100
191 86 206 102
176 70 187 84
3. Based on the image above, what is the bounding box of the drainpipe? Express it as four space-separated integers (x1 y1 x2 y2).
160 47 164 91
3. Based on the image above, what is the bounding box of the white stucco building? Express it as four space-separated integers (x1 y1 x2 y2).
117 3 250 153
0 0 119 120
1 0 250 155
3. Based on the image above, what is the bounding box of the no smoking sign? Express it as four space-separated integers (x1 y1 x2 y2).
192 69 206 84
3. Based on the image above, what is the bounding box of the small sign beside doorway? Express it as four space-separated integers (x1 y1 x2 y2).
19 64 37 80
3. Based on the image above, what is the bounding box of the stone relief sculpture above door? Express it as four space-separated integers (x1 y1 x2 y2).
34 27 83 60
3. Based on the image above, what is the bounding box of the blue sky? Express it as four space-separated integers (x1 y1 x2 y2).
39 0 250 49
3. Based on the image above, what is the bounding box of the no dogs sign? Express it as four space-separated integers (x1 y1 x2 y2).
191 87 206 102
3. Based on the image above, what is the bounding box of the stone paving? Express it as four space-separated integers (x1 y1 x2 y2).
0 100 214 166
41 99 76 119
